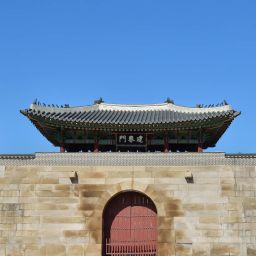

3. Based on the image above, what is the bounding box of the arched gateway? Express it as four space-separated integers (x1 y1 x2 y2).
102 191 157 256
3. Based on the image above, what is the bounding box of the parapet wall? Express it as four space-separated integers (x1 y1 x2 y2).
1 152 256 166
0 153 256 256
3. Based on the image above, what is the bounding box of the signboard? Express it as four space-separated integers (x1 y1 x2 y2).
117 134 146 146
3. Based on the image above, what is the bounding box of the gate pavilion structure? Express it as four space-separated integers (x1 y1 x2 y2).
21 99 239 153
19 99 239 255
4 99 256 256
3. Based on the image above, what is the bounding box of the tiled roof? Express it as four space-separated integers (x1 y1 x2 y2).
21 102 240 129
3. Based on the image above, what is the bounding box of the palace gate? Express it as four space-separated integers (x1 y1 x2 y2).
103 191 157 256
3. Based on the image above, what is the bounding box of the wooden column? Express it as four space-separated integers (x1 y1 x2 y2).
145 133 148 152
84 130 87 152
115 133 118 152
197 143 203 152
164 132 169 153
198 128 203 152
94 133 99 153
60 144 65 153
60 127 65 153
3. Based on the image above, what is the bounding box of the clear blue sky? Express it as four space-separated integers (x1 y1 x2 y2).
0 1 255 153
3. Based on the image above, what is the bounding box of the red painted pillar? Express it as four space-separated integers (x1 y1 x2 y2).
94 136 99 153
94 144 99 152
60 127 65 153
197 143 203 152
164 133 169 153
60 144 65 153
198 128 203 152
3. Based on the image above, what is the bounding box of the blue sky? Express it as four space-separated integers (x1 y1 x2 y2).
0 1 255 153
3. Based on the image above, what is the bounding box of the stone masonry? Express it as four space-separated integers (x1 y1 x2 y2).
0 153 256 256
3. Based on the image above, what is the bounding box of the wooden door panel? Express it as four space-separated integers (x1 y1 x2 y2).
103 191 157 256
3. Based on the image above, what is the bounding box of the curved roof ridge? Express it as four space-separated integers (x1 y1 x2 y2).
27 102 234 113
98 102 233 113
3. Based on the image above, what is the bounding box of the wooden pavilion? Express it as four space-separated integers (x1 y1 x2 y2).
21 99 240 153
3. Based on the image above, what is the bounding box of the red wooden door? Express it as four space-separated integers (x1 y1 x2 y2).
103 191 157 256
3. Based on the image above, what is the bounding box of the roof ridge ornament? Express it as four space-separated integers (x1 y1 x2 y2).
196 100 229 108
94 97 104 105
32 99 70 108
165 97 174 104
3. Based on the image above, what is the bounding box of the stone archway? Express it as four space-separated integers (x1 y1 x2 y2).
102 191 157 256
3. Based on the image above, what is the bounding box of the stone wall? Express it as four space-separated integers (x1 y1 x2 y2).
0 163 256 255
